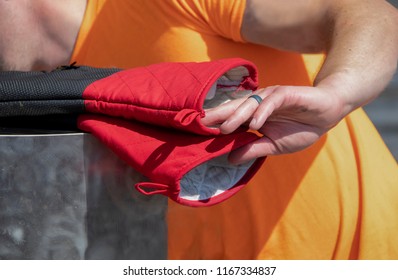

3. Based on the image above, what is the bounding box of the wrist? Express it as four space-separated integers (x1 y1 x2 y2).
314 71 361 120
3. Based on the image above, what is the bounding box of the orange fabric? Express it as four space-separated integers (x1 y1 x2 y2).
71 0 398 259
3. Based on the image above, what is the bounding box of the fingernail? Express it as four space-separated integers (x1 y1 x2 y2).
221 120 230 129
228 156 245 166
227 154 240 165
250 118 257 127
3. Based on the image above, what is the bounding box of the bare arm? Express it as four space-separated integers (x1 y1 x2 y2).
203 0 398 163
242 0 398 115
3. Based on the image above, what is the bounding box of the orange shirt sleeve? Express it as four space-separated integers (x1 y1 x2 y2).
168 0 246 42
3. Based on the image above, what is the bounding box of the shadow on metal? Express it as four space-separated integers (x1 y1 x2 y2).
0 131 167 260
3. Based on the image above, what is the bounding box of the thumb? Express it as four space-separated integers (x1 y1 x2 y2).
228 136 277 165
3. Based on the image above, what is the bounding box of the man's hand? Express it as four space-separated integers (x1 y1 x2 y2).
202 85 344 164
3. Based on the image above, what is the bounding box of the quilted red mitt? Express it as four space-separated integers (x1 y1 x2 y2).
79 114 265 207
82 58 258 135
79 58 264 206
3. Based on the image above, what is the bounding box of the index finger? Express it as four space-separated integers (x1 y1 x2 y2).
201 97 247 127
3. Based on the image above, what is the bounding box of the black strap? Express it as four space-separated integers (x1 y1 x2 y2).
0 65 121 130
0 65 120 117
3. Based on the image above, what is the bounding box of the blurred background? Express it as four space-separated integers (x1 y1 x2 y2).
363 0 398 161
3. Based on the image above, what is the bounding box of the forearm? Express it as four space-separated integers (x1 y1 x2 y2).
242 0 398 122
209 0 398 160
314 0 398 118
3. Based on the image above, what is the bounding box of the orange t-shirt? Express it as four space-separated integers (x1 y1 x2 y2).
71 0 398 259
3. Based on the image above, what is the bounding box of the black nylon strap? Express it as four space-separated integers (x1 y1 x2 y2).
0 65 121 117
0 65 121 130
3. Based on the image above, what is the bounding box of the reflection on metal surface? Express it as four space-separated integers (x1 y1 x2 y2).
0 131 167 260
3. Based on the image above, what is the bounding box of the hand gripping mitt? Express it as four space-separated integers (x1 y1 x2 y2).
0 58 265 206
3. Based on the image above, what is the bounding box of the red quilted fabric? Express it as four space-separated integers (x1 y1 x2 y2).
78 114 265 207
82 58 258 135
78 58 265 206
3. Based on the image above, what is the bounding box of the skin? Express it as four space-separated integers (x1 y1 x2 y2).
202 0 398 164
0 0 397 164
0 0 86 71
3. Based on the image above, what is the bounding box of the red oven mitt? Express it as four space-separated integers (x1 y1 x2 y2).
78 114 265 207
82 58 258 135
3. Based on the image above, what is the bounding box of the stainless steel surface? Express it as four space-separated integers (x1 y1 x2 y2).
0 131 167 260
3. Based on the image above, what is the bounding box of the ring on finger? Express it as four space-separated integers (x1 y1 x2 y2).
248 94 263 104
